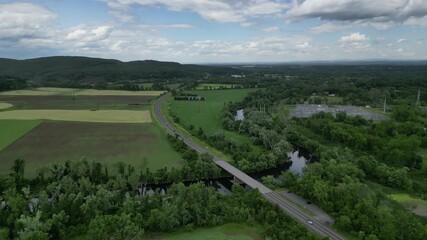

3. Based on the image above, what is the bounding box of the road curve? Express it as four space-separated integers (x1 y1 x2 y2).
154 93 346 240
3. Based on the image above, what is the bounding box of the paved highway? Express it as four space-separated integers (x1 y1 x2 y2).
154 93 346 240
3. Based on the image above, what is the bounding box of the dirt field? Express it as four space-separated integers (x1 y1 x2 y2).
0 109 151 123
0 95 153 110
0 122 183 177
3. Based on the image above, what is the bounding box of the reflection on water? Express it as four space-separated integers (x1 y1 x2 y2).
288 148 316 175
234 109 244 121
250 147 317 180
142 177 234 197
143 147 316 194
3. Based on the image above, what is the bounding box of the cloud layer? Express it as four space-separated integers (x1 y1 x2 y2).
99 0 289 23
287 0 427 24
0 1 426 62
0 2 56 40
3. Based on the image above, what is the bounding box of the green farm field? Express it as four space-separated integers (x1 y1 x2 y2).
0 102 13 110
0 120 42 151
0 121 183 177
195 83 243 90
154 223 262 240
171 89 259 149
0 87 75 96
75 89 165 96
0 87 165 96
0 95 154 110
0 109 151 123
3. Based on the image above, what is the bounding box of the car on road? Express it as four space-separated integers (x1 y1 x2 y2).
307 219 313 225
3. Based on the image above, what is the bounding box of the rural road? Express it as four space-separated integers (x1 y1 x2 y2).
154 93 346 240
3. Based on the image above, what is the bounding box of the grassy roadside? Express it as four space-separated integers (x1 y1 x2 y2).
274 189 315 217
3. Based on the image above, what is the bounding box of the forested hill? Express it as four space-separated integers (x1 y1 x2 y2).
0 56 238 84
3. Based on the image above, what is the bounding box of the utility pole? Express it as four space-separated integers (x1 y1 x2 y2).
415 90 421 107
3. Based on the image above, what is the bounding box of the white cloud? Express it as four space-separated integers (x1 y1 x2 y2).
0 2 56 40
339 32 368 43
287 0 427 26
296 41 310 50
404 15 427 26
310 22 347 33
395 47 415 56
99 0 289 23
262 26 279 32
241 22 254 27
339 32 370 51
66 25 113 43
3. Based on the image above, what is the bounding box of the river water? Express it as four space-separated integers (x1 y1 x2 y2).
144 147 316 195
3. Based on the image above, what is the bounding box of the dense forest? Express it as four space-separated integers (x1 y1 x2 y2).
218 73 427 240
0 76 26 92
0 158 318 240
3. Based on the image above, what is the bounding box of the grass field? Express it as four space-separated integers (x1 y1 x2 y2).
0 95 154 110
167 83 182 89
0 110 151 123
282 104 295 118
0 102 13 110
195 83 243 90
0 120 41 151
170 89 262 155
74 89 165 96
171 89 254 136
0 88 165 96
367 181 427 218
0 122 183 177
137 83 153 88
0 87 75 96
389 193 427 217
155 224 262 240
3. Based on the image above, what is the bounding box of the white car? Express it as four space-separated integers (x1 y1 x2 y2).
307 219 313 225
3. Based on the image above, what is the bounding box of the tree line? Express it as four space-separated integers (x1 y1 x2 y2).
0 76 26 92
0 158 319 240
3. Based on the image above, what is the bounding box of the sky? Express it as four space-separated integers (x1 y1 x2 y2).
0 0 427 63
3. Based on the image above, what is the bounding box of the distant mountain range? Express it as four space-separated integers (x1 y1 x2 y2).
0 56 238 83
1 56 426 85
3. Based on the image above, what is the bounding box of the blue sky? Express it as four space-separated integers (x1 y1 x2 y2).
0 0 426 63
